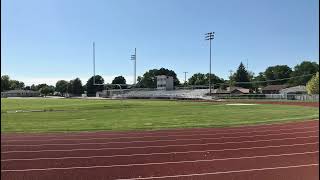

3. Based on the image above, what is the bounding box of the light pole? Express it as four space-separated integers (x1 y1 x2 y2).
205 32 214 95
130 48 137 85
183 72 188 86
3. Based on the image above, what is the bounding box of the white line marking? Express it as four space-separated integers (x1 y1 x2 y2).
116 163 319 180
2 142 318 162
2 119 318 141
2 126 318 146
1 151 318 172
2 135 318 154
1 128 318 148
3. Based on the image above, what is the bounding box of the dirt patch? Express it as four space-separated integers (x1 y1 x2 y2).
180 99 319 107
251 101 319 107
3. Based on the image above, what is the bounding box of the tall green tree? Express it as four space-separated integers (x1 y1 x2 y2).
36 84 48 91
55 80 69 96
31 84 37 91
205 73 224 88
40 86 50 97
188 73 206 85
112 76 126 84
70 78 83 95
233 62 251 88
264 65 292 85
86 75 105 96
1 75 10 91
9 80 21 90
306 72 319 95
188 73 224 88
289 61 319 86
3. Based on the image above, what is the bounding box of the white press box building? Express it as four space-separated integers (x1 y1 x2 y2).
156 75 174 90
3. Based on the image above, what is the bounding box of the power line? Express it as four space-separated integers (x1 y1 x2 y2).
216 73 316 86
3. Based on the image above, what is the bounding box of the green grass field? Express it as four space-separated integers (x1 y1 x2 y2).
1 98 319 133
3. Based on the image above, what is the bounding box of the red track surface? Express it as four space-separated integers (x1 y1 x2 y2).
1 120 319 180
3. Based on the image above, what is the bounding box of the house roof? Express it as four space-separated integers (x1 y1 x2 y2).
261 85 288 91
227 86 250 93
213 89 229 94
280 85 307 94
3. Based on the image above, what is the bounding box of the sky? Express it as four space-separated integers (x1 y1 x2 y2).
1 0 319 85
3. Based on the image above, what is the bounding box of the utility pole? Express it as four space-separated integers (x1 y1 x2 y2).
229 70 233 91
130 48 137 85
183 72 188 86
205 32 214 95
246 58 249 70
93 42 96 85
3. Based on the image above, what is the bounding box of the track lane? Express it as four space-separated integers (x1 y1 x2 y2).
2 142 318 170
2 135 317 160
2 119 318 142
117 164 319 180
1 125 318 148
1 151 318 180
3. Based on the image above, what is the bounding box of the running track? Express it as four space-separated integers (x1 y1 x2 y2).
1 120 319 180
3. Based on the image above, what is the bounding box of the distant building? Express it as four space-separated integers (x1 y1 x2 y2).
156 75 174 90
1 90 40 98
213 87 250 95
280 85 307 95
227 86 250 94
261 85 288 94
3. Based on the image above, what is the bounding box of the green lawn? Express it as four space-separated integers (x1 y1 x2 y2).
1 98 319 133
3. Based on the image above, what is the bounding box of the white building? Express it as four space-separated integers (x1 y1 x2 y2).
156 75 174 90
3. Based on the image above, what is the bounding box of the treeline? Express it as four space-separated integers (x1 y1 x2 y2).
0 75 127 97
1 61 318 96
187 61 319 89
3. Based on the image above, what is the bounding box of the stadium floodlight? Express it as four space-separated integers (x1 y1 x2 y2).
204 32 215 95
130 48 137 85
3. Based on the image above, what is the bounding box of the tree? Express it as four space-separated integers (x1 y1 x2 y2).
306 72 319 95
55 80 69 96
289 61 319 86
9 80 20 90
252 72 267 90
204 73 224 88
233 62 251 88
1 75 10 91
188 73 206 85
24 86 31 90
264 65 292 85
40 86 50 97
188 73 224 88
31 84 37 91
112 76 126 84
48 85 55 95
86 75 105 96
69 78 83 95
137 68 180 88
36 84 48 91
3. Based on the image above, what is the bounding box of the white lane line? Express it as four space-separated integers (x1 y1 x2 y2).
1 151 318 172
1 135 318 154
2 119 318 142
116 163 319 180
1 128 318 148
1 126 318 146
2 142 318 162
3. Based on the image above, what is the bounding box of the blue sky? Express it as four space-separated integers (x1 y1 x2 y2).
1 0 319 85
